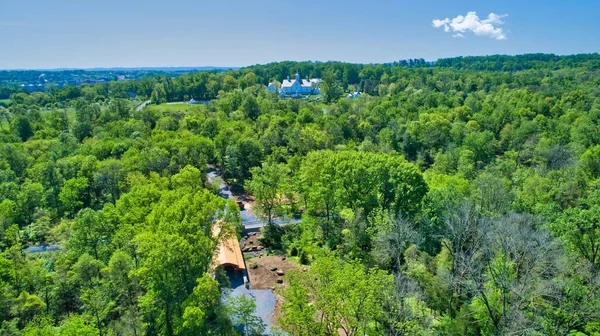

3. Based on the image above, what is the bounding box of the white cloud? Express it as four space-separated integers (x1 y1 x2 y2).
432 19 449 28
432 12 508 40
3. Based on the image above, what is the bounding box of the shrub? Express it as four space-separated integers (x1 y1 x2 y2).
299 249 310 265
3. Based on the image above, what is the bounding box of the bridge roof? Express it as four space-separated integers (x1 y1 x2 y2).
213 222 246 271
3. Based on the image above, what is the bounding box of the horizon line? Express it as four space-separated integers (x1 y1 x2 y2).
1 52 598 71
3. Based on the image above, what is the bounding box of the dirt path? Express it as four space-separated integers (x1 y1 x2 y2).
206 164 258 218
246 256 298 289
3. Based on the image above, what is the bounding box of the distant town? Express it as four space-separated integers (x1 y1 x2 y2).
0 67 237 92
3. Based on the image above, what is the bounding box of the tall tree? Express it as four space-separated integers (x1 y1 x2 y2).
279 255 393 336
245 162 289 226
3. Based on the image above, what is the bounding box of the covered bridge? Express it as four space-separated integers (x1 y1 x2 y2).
213 222 246 275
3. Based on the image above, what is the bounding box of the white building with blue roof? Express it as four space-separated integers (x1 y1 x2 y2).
268 72 320 96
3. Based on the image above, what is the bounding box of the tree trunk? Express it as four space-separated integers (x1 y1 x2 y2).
165 301 174 336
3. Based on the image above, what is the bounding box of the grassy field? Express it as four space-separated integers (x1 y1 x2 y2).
38 107 77 123
0 99 10 105
58 107 76 123
146 102 199 113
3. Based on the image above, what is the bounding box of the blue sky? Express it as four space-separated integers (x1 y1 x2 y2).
1 0 599 69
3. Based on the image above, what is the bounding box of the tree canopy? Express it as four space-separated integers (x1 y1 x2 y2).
1 54 600 335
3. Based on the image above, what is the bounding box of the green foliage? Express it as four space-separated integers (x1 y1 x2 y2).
57 315 100 336
551 205 600 266
245 162 289 227
69 208 114 262
226 295 266 336
279 254 394 335
10 115 33 142
2 55 600 335
320 73 343 103
581 145 600 180
12 291 46 326
181 274 228 335
59 177 89 217
297 150 427 249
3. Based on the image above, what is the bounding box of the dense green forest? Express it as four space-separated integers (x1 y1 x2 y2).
1 53 600 335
